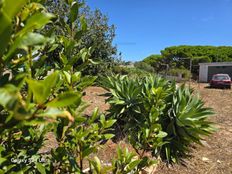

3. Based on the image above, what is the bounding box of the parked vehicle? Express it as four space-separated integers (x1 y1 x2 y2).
210 74 231 89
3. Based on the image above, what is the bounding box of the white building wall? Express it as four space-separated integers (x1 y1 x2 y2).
199 64 208 82
199 62 232 82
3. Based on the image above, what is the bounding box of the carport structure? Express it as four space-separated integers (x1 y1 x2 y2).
199 62 232 82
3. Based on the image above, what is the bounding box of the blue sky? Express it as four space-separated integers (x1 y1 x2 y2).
86 0 232 61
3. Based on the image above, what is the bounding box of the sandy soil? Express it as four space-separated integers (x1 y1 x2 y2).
83 86 110 116
83 83 232 174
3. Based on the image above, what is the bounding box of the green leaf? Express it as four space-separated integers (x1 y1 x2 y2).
0 157 6 165
100 114 106 126
91 156 101 173
35 162 46 174
103 134 115 139
165 147 170 162
26 72 58 104
65 0 74 5
46 92 81 107
17 12 55 36
43 71 59 97
38 108 74 121
14 105 32 120
63 71 71 84
27 79 45 104
70 2 79 23
71 72 81 83
126 159 141 172
77 76 96 90
19 6 30 21
69 54 81 66
88 108 99 123
74 30 83 40
0 13 12 56
82 147 96 158
0 85 17 108
80 15 87 31
156 131 167 138
5 32 48 61
116 147 123 161
59 53 68 65
3 0 27 19
0 0 27 56
137 156 149 169
104 120 117 128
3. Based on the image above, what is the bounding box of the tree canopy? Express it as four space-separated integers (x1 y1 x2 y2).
43 0 119 75
161 45 232 62
142 45 232 76
143 54 164 73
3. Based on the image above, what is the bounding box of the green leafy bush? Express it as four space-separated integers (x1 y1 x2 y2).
134 62 154 73
142 54 164 73
0 0 120 173
50 108 116 173
44 0 120 77
102 75 215 163
168 68 191 80
111 66 152 78
112 147 156 174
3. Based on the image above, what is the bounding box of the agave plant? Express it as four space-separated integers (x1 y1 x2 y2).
102 75 215 163
101 75 143 133
160 85 215 163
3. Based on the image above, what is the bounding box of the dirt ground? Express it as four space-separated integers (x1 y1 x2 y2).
83 83 232 174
